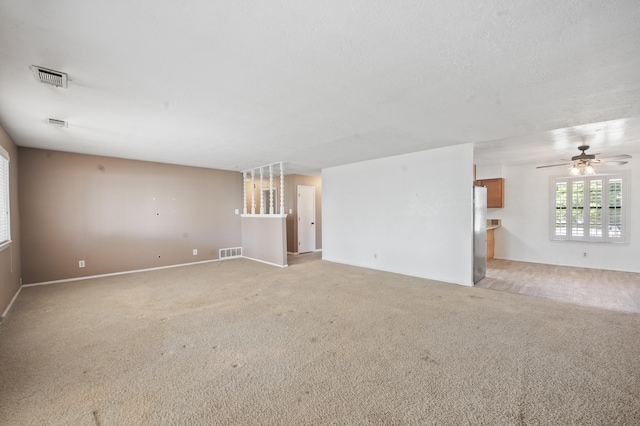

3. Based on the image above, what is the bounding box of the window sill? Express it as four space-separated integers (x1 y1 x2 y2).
551 238 628 245
0 240 11 253
241 214 288 218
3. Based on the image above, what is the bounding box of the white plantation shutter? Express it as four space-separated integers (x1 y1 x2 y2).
551 173 627 243
554 181 568 238
588 179 603 239
0 148 9 244
607 178 624 243
570 180 585 239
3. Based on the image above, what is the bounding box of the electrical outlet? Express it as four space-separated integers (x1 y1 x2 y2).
79 260 85 268
193 249 198 255
583 252 587 257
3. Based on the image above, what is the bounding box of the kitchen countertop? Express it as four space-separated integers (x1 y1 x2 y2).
487 219 501 230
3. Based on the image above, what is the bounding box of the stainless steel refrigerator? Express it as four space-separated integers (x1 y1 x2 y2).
473 186 487 284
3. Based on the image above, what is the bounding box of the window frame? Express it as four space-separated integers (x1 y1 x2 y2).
0 144 10 250
550 172 629 244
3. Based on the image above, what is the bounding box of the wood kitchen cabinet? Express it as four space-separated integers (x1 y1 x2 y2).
487 228 495 259
474 178 504 208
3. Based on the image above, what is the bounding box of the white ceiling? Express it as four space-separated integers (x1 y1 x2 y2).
1 1 639 175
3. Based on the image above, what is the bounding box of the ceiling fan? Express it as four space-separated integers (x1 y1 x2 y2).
536 145 632 175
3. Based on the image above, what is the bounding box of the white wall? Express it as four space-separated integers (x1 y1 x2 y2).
476 165 503 181
483 154 640 273
322 144 474 286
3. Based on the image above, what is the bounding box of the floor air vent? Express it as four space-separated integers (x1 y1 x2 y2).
31 65 68 88
219 247 242 259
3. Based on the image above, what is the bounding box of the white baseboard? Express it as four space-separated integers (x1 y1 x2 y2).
22 256 292 287
23 258 227 287
241 256 288 268
288 249 322 255
1 285 22 318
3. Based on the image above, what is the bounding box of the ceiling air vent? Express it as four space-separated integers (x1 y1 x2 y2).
47 118 68 128
31 65 68 88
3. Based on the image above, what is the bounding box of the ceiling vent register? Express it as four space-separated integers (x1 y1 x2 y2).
47 118 67 127
31 66 68 88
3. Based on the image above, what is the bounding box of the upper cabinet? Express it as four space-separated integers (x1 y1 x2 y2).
474 178 504 208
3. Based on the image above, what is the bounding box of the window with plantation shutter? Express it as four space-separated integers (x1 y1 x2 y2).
608 178 623 239
554 181 567 236
551 173 628 243
0 147 9 246
571 180 585 238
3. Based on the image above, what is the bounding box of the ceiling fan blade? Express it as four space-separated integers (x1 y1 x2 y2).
598 160 628 166
536 162 571 169
600 154 632 160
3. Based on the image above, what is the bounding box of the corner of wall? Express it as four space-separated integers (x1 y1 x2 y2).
0 125 22 318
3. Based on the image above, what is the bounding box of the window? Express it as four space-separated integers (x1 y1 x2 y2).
0 146 9 245
552 173 627 243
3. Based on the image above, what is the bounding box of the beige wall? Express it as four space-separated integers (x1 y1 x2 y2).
0 126 21 317
19 148 243 284
285 174 322 253
241 216 287 266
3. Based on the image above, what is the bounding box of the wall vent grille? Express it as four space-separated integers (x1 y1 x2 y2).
47 118 67 127
219 247 242 259
31 65 68 88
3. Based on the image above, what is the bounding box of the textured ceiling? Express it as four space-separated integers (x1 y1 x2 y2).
0 1 639 175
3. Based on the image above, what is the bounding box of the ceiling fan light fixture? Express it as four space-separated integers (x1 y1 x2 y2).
569 160 596 176
569 164 581 176
570 160 596 176
584 163 595 175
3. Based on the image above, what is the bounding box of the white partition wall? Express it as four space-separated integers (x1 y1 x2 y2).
322 144 474 286
240 161 288 267
241 215 287 267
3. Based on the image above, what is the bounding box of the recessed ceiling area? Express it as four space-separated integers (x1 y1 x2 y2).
474 117 640 168
0 1 639 174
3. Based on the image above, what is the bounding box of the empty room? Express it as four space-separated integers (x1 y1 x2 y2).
1 1 639 425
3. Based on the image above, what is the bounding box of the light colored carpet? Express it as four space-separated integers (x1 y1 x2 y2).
1 256 639 425
479 258 640 314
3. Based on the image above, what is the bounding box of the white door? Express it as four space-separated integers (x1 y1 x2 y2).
297 185 316 253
